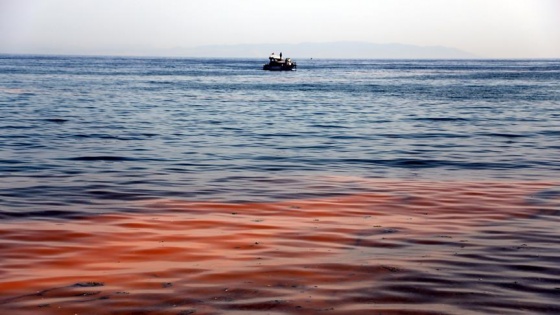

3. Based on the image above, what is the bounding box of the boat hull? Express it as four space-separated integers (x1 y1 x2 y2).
263 64 296 71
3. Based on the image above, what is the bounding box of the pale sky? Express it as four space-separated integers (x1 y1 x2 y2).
1 0 559 58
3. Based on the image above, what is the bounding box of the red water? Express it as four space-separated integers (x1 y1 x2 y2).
1 179 559 314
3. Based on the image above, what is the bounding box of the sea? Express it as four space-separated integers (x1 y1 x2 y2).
1 55 559 314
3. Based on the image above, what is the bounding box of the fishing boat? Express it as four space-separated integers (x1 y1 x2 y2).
263 53 297 71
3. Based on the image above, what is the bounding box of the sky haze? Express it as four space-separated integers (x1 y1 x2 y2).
1 0 559 58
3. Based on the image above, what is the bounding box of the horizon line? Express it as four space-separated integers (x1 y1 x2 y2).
2 52 560 60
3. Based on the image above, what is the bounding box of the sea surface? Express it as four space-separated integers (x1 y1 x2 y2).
1 56 559 314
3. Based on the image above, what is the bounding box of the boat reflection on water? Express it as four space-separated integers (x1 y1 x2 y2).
263 52 297 71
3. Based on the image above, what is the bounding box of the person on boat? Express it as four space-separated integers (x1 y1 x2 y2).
280 52 283 59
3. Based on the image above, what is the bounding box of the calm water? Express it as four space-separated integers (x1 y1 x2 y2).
1 56 559 216
1 56 560 314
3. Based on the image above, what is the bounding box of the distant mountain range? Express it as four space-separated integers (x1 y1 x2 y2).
164 41 477 59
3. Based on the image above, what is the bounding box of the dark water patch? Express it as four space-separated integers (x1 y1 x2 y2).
409 117 470 122
467 105 494 110
68 133 156 141
475 300 560 314
86 190 149 201
60 155 166 162
0 209 84 220
0 163 61 173
0 125 35 129
146 80 176 85
328 135 367 140
140 133 159 137
72 282 104 288
0 159 25 164
43 118 69 124
256 133 302 138
378 133 471 139
309 124 350 129
506 264 556 275
480 133 531 138
539 130 560 136
529 189 560 205
343 158 528 170
67 156 136 162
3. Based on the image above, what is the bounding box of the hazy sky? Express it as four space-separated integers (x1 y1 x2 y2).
1 0 559 58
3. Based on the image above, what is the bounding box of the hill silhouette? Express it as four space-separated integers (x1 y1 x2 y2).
167 41 477 59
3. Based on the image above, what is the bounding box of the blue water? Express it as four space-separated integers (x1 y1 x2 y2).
1 55 559 217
